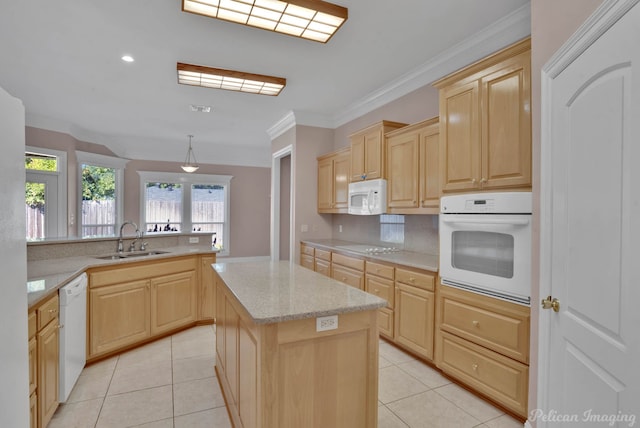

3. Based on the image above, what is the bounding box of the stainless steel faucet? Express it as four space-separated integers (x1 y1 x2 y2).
117 221 140 252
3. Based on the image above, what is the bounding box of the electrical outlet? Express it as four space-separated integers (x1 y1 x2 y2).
189 237 199 244
338 225 343 233
301 224 309 232
316 315 338 332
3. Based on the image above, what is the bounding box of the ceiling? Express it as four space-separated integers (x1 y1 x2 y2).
0 1 530 167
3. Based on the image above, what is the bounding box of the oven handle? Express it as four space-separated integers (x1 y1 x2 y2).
441 217 530 226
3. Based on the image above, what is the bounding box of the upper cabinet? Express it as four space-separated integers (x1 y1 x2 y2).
433 38 531 194
317 147 350 214
386 117 440 214
350 121 407 182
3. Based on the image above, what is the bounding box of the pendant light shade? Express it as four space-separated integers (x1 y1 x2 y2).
181 135 199 173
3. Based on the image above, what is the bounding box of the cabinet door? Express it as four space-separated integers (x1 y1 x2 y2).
38 319 59 428
89 280 151 358
200 256 216 321
315 259 331 277
350 136 366 182
224 298 239 406
481 51 531 190
333 151 351 209
364 129 383 180
151 270 197 336
317 157 334 211
440 80 481 192
238 320 257 428
28 336 37 396
300 254 315 270
215 277 226 372
419 124 440 208
30 392 37 428
395 284 435 360
387 131 419 208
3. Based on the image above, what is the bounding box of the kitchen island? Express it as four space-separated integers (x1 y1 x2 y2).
213 260 387 428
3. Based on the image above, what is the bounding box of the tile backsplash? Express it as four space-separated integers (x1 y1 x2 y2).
332 214 439 255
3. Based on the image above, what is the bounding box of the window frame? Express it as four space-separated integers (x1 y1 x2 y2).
138 171 232 256
25 146 68 239
76 151 128 238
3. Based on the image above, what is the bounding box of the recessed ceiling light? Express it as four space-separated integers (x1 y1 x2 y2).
177 62 286 96
121 55 135 63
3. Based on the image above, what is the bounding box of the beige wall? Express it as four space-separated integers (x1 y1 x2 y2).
333 83 440 150
529 0 604 422
26 127 271 258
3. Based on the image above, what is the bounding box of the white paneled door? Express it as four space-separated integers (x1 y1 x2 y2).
538 0 640 426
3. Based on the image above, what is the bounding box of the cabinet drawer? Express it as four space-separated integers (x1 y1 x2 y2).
365 261 394 280
300 254 314 270
378 308 394 338
90 257 197 288
315 259 331 277
365 275 394 308
332 252 364 271
28 311 36 339
439 331 528 418
315 249 331 261
440 286 530 363
396 268 435 291
37 294 59 330
300 244 314 257
331 264 364 290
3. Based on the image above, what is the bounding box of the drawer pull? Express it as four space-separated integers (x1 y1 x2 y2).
374 289 379 294
472 363 478 371
408 277 415 283
472 320 479 327
342 277 347 281
48 309 58 314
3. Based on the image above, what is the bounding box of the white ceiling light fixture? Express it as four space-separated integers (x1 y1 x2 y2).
182 0 348 43
121 55 135 62
177 62 286 96
181 134 200 173
190 104 212 112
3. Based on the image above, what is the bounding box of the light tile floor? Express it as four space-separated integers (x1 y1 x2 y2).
50 325 523 428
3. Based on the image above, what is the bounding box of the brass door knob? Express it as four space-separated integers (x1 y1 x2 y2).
541 296 560 312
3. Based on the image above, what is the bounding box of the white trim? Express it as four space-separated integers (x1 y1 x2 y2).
137 171 233 256
537 1 639 425
25 146 68 237
77 153 127 237
271 145 294 262
266 112 297 141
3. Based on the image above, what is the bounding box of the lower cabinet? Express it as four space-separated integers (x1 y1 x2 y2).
364 261 395 339
330 253 364 290
436 285 530 418
28 293 60 428
394 268 436 361
88 256 198 361
199 255 216 321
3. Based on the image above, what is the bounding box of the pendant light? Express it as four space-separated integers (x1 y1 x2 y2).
181 135 199 173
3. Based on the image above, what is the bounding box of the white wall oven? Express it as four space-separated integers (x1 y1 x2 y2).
439 192 532 305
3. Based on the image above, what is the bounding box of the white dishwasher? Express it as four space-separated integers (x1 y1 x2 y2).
59 273 87 402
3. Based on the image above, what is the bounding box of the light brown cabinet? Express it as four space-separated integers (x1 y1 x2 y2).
386 117 440 214
28 294 60 428
331 252 365 290
317 147 350 213
350 121 407 182
436 285 530 418
364 261 395 339
394 268 435 360
88 256 198 361
434 38 531 194
199 255 216 321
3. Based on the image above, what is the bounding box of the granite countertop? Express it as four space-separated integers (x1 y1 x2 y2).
27 245 218 309
301 239 439 272
214 261 387 325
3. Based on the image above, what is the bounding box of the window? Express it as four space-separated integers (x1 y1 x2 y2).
25 147 67 240
76 152 128 238
139 172 232 255
380 214 405 244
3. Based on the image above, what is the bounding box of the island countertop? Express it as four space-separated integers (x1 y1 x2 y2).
213 260 388 325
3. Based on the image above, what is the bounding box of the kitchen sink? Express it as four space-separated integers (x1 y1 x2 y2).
94 250 169 260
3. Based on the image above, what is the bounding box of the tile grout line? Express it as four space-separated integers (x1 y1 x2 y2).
93 354 120 428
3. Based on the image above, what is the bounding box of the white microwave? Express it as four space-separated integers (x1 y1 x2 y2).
348 179 387 215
